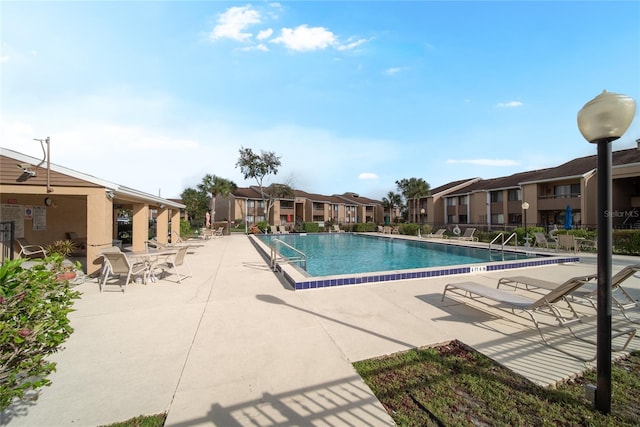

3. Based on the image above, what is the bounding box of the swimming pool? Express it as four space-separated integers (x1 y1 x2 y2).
251 233 578 290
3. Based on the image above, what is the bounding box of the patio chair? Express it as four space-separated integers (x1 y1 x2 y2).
214 226 224 237
153 246 191 284
65 231 87 250
557 234 578 253
497 274 597 293
100 250 147 292
442 279 636 361
425 229 448 239
15 238 47 259
333 224 345 233
453 228 477 241
532 232 557 251
270 225 280 234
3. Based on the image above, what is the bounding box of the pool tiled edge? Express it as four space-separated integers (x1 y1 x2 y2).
248 234 579 290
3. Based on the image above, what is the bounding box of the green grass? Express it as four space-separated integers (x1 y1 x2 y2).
353 340 640 427
100 413 166 427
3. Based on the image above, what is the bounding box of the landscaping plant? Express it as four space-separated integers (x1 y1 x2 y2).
0 257 81 410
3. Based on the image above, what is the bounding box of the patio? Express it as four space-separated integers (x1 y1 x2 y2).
1 234 639 426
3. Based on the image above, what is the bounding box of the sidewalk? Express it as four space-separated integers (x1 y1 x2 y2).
1 235 639 426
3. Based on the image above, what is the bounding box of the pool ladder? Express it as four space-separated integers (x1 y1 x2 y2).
270 238 307 271
489 232 518 254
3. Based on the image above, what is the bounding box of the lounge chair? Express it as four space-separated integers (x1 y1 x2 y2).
532 232 557 251
15 238 47 259
153 246 191 284
270 225 280 234
278 225 290 234
66 231 87 250
214 226 224 237
442 279 636 361
100 249 148 292
496 274 597 293
425 229 448 239
453 228 477 241
577 264 640 324
333 224 345 233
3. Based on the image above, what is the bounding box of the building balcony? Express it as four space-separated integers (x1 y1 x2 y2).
537 195 581 211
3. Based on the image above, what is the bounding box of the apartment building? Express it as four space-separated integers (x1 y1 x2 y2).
423 143 640 231
215 186 384 228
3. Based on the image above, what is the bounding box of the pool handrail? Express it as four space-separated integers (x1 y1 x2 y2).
270 238 307 271
489 232 518 253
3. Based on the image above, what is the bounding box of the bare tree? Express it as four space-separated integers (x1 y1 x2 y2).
236 147 282 223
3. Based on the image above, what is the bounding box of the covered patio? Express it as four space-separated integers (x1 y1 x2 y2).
0 147 185 275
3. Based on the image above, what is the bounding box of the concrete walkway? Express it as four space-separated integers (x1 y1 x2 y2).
1 234 639 426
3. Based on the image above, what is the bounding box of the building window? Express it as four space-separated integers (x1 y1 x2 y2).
447 215 457 223
508 213 521 224
554 184 580 198
446 198 457 206
257 200 265 209
491 213 504 224
458 195 468 206
247 200 255 208
246 215 255 224
507 189 521 201
459 214 468 223
490 191 503 203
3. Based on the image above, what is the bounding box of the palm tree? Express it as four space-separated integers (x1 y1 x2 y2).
396 178 430 224
198 175 237 229
382 191 402 223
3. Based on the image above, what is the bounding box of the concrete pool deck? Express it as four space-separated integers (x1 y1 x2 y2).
1 233 639 426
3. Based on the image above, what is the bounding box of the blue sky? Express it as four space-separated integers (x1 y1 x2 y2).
2 1 639 200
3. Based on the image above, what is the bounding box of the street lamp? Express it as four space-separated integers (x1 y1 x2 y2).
419 208 425 238
521 202 530 247
577 90 636 414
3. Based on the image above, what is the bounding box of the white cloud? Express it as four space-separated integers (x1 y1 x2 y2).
210 6 262 42
0 55 9 62
271 25 336 51
336 37 370 51
257 28 273 40
446 159 520 166
359 172 378 180
384 67 402 75
238 44 269 52
496 101 523 108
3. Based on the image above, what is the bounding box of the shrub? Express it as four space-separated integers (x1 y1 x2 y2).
0 257 81 410
352 223 377 232
302 222 320 233
398 223 419 236
613 229 640 255
44 240 76 258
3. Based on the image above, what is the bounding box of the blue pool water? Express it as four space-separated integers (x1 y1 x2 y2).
258 233 538 277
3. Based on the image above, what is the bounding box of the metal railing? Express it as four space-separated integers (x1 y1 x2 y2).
270 238 307 271
489 232 518 254
1 221 15 264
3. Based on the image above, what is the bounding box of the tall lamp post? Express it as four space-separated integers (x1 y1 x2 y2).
577 90 636 414
420 208 425 238
521 202 530 247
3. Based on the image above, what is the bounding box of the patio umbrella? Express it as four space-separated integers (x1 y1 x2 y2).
564 205 573 230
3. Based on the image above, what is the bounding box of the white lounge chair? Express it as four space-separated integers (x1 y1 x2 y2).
278 225 290 234
15 238 47 259
333 224 345 233
425 229 448 239
442 278 636 361
453 228 477 241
